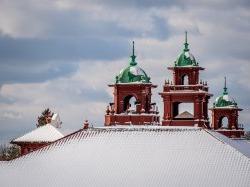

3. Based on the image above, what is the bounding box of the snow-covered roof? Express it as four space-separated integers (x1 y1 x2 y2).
208 130 250 158
2 126 250 186
175 111 194 118
12 124 64 143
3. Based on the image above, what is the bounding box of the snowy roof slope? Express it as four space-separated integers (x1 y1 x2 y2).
12 124 64 143
1 127 250 186
207 130 250 158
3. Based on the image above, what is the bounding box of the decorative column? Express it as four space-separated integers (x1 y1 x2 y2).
202 97 208 120
140 91 146 113
192 70 196 84
173 70 177 85
163 97 170 120
211 109 215 129
194 96 200 119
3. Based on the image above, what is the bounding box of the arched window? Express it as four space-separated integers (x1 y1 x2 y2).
181 74 189 85
123 95 137 113
178 103 194 115
173 102 194 118
219 116 229 129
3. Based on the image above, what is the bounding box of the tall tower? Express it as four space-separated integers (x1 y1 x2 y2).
159 32 213 127
105 42 160 126
210 77 244 138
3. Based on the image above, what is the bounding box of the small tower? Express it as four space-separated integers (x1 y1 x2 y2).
159 32 213 127
209 77 244 138
105 42 160 126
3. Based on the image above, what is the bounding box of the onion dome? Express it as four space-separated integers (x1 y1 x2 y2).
175 31 198 67
116 41 150 83
214 77 237 108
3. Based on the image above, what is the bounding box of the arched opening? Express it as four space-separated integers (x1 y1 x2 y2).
181 74 189 85
218 116 229 129
123 95 137 113
173 102 194 119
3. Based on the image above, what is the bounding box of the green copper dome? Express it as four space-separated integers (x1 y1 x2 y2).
116 42 150 84
214 77 237 108
175 32 198 67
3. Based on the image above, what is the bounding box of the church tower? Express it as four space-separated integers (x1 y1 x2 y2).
104 42 160 126
209 77 244 138
159 32 213 127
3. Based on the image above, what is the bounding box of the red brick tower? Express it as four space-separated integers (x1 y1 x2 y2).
210 77 244 138
105 42 160 126
159 32 213 127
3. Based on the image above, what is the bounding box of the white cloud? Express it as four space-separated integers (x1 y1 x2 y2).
0 59 125 132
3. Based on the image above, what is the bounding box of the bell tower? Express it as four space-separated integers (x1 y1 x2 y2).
209 77 244 138
105 42 160 126
159 32 213 127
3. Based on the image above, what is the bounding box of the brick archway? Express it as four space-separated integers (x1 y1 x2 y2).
218 116 229 129
123 95 138 112
105 83 160 126
181 74 189 85
210 107 244 138
210 108 241 130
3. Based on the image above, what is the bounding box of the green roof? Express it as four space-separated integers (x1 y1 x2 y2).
214 77 237 108
116 41 150 84
175 32 198 67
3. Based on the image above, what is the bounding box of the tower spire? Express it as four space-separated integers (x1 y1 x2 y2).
185 31 187 43
133 41 135 57
223 76 228 95
184 31 189 51
130 41 137 66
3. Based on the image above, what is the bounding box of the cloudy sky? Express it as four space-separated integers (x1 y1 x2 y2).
0 0 250 143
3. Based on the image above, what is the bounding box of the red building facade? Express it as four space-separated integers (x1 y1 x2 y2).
105 42 160 126
104 35 244 138
159 32 213 127
11 142 48 155
11 124 64 156
210 77 244 138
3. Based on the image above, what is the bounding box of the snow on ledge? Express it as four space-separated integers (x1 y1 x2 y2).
95 125 201 131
